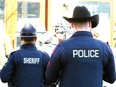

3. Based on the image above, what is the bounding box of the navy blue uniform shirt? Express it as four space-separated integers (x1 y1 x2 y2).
0 44 50 87
45 31 116 87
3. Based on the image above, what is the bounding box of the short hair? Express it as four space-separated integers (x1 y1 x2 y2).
73 21 89 28
22 37 36 42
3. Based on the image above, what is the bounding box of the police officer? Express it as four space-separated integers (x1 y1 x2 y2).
0 23 50 87
45 6 116 87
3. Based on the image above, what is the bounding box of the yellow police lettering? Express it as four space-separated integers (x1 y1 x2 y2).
73 49 99 58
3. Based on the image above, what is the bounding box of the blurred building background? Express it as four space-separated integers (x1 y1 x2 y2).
0 0 116 86
0 0 116 48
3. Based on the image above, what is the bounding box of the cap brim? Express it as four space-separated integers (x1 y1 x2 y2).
90 15 99 28
63 14 99 28
20 36 37 37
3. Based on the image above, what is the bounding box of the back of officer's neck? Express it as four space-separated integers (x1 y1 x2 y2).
73 21 92 32
21 41 36 45
74 27 91 32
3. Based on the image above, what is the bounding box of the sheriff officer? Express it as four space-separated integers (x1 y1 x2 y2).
0 23 50 87
45 6 116 87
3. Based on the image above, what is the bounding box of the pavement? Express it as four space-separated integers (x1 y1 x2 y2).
0 80 115 87
103 81 116 87
0 81 7 87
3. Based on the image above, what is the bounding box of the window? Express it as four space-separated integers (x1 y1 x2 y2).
18 2 40 18
0 0 4 19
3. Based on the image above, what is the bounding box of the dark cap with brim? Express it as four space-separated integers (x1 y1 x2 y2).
20 23 37 37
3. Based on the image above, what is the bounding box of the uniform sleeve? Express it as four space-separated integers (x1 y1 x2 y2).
0 52 15 83
41 52 50 86
103 43 116 83
45 43 66 83
42 52 50 70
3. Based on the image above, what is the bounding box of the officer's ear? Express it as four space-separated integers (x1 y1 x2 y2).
34 37 37 41
71 22 75 28
88 21 92 28
21 37 24 41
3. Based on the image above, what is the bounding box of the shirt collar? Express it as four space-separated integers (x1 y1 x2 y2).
70 31 93 38
20 44 37 49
